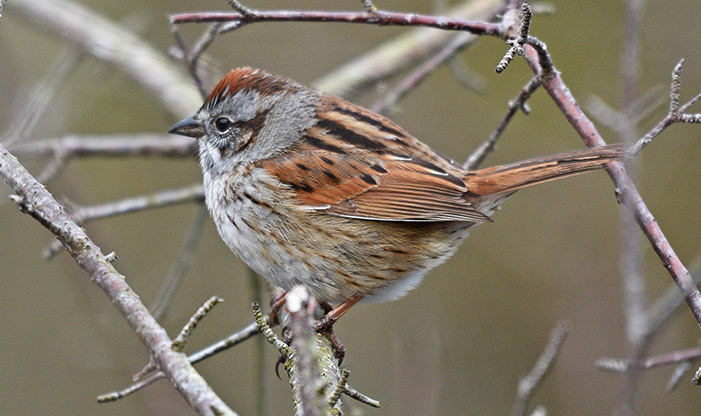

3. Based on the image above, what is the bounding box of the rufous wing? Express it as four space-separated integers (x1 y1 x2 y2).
261 149 491 223
258 93 495 224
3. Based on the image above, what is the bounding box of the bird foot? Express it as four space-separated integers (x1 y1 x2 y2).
272 292 364 374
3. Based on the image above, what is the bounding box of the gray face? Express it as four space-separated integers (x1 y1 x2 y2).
194 89 259 174
194 87 319 176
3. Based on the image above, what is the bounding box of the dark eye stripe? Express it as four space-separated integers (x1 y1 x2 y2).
244 108 271 145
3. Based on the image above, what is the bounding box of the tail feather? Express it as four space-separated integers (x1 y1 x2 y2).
465 144 629 196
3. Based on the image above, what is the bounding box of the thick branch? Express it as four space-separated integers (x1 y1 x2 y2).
12 0 201 118
171 10 502 35
9 134 196 159
521 46 701 327
287 287 329 416
0 144 235 415
172 0 506 99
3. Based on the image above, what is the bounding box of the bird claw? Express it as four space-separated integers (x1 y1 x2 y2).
275 325 292 379
271 293 363 375
318 323 346 365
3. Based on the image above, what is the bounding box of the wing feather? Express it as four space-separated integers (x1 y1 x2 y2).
258 98 491 223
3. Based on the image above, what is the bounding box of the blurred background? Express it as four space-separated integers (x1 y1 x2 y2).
1 0 700 414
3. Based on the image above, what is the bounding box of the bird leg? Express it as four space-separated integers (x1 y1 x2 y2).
315 294 364 364
268 289 288 325
315 294 364 331
273 292 363 372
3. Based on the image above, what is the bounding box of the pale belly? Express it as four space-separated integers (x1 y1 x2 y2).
204 167 480 304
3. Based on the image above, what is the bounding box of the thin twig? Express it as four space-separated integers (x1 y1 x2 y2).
172 296 224 353
597 347 701 373
171 19 225 100
253 302 292 358
44 184 204 259
151 205 209 320
226 0 255 17
343 384 381 408
370 31 480 114
76 184 202 222
632 60 701 155
99 319 266 402
511 320 570 416
667 360 693 391
669 60 683 112
360 0 377 14
329 369 351 409
188 23 224 82
464 76 541 170
171 26 209 99
190 318 270 364
134 296 224 382
3 48 82 147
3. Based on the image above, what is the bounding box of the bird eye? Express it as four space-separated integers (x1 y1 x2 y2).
214 116 233 133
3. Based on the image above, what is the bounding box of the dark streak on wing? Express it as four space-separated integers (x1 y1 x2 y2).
409 158 448 175
370 164 388 174
332 106 408 139
401 158 467 190
303 135 347 154
360 174 377 185
319 156 335 165
317 119 386 150
323 170 340 182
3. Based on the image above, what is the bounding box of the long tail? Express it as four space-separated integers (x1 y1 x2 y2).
465 144 629 196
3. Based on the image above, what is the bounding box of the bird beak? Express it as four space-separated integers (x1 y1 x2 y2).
168 116 205 138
